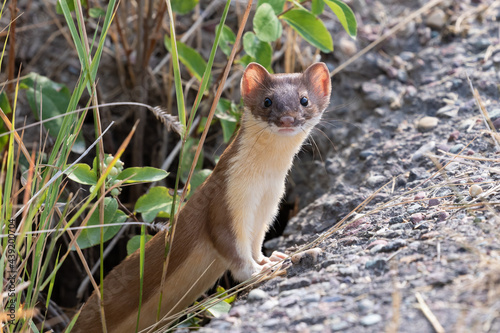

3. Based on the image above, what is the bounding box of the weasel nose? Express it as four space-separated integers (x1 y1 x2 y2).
279 116 295 127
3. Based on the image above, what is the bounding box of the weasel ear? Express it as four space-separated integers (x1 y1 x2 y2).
241 62 270 98
304 62 331 98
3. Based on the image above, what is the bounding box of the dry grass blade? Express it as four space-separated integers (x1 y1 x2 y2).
415 292 445 333
466 73 500 149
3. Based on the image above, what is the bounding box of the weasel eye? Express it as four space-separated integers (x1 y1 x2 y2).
300 97 308 106
264 98 272 108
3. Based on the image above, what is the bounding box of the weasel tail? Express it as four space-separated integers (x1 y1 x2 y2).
70 62 331 332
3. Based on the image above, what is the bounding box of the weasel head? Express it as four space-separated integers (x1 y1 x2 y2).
240 62 332 136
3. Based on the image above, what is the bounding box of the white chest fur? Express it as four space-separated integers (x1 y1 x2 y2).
225 114 311 280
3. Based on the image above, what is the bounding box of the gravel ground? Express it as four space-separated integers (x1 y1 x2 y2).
200 0 500 332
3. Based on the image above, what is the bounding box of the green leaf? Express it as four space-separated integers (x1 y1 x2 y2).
237 54 255 68
324 0 357 38
75 198 125 250
257 0 286 15
56 0 88 14
217 24 236 57
135 187 179 222
312 0 325 15
117 167 169 183
65 163 97 185
89 7 106 18
0 92 12 150
215 98 240 143
187 169 212 199
164 37 209 84
181 137 203 183
253 3 282 42
126 234 153 255
205 300 231 318
243 32 272 70
280 9 333 53
171 0 198 14
21 73 86 153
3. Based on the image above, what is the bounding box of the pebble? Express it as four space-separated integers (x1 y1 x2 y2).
379 239 407 252
436 105 458 118
360 313 382 326
248 289 269 301
279 277 311 291
469 184 483 197
339 38 357 56
426 8 446 29
412 141 435 161
338 265 360 277
417 116 439 131
366 174 387 187
365 258 387 271
360 150 375 159
260 299 279 311
358 299 375 312
448 130 460 141
488 108 500 121
469 37 491 51
414 191 426 200
428 198 440 206
411 213 425 223
330 320 350 331
370 244 385 254
450 144 465 154
389 216 404 225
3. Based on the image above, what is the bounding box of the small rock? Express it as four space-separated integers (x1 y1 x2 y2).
426 272 453 286
448 130 460 141
360 313 382 326
366 174 387 187
428 198 440 206
248 289 269 301
412 141 435 161
365 258 387 271
426 8 446 29
421 231 440 240
399 51 415 61
389 216 404 224
338 265 360 277
493 118 500 130
437 211 449 221
330 320 350 331
488 108 500 121
367 240 388 248
360 150 375 159
411 213 425 223
339 38 357 56
303 293 321 303
469 37 491 51
436 105 458 118
260 299 279 311
322 295 343 303
358 299 375 312
450 144 465 154
379 239 407 252
469 184 483 197
279 277 311 291
417 116 439 131
370 244 385 254
280 295 298 307
414 191 426 200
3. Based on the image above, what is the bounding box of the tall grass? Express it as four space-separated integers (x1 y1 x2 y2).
0 0 245 331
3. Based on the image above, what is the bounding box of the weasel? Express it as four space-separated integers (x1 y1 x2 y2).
70 62 331 332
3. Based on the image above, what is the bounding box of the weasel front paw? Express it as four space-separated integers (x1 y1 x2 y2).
256 251 288 265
